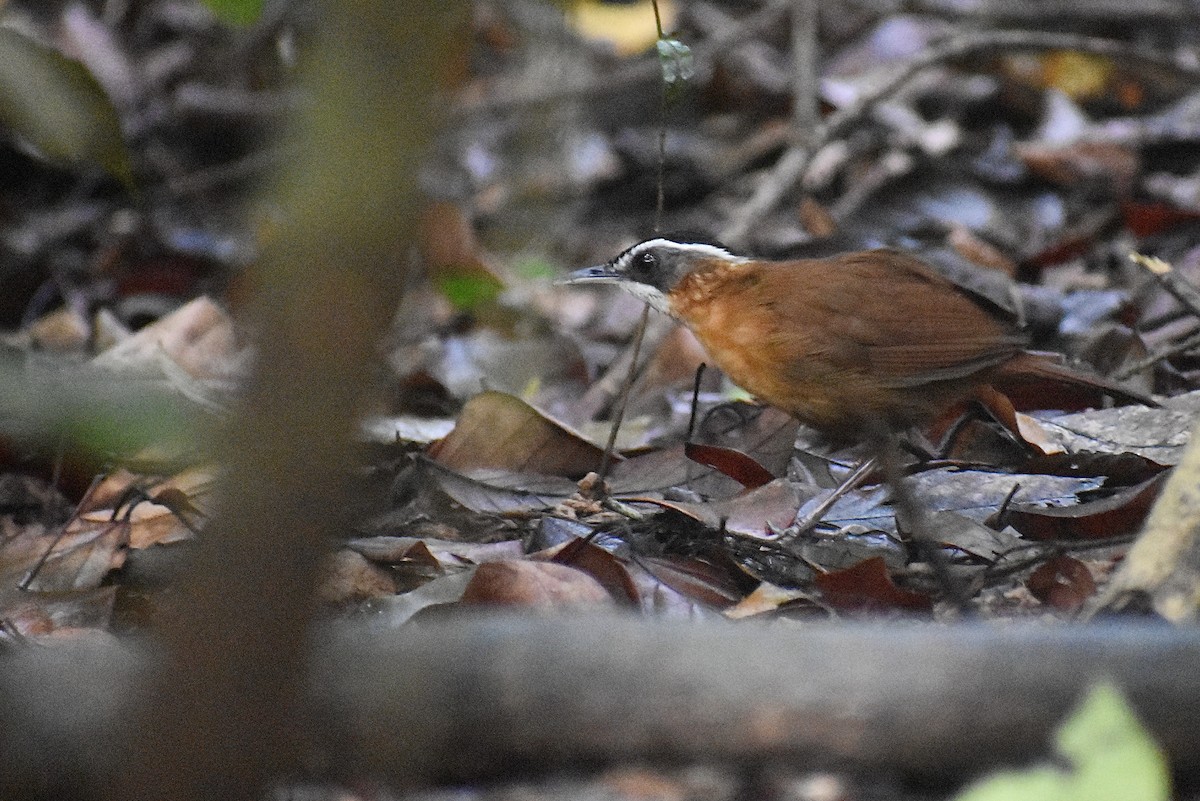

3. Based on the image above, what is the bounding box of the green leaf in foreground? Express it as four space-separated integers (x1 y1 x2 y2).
954 681 1170 801
0 28 134 187
435 273 504 312
200 0 265 25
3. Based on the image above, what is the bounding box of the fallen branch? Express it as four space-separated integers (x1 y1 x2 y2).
4 616 1200 797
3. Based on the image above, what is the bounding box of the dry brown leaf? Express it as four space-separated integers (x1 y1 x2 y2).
814 557 933 613
459 560 614 608
1004 472 1166 541
27 306 90 351
77 465 212 548
319 549 397 604
547 536 640 606
1027 555 1096 612
429 390 609 478
725 582 813 620
90 295 242 379
0 518 127 594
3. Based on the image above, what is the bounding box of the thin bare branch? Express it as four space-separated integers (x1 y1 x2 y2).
721 28 1200 247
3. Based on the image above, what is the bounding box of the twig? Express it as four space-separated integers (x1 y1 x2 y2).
593 0 671 482
569 313 676 422
17 474 107 591
982 533 1138 585
1131 252 1200 323
828 149 915 221
597 306 649 483
720 29 1200 247
875 432 973 614
1115 327 1200 381
906 0 1199 23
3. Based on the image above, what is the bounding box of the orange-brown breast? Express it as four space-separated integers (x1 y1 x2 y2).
667 250 1029 438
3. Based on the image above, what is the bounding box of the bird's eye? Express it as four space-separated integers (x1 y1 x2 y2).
635 252 657 272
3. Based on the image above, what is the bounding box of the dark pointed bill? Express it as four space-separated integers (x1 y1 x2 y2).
558 264 622 285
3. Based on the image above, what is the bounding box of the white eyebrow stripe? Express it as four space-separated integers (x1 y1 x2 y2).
614 239 743 271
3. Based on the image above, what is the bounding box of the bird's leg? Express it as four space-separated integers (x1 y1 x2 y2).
870 429 973 613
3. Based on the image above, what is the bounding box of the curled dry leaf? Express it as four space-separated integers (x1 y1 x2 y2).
1038 399 1192 464
636 553 750 611
547 536 640 606
632 478 806 539
724 581 815 620
419 458 578 515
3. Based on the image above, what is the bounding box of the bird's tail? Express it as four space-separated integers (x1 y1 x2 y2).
991 351 1158 409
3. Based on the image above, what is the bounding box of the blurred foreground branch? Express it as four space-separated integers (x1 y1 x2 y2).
96 3 466 801
3 616 1200 795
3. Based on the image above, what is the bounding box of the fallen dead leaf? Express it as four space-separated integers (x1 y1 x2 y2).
459 560 614 608
814 557 933 613
319 549 397 604
1027 555 1096 612
429 390 610 478
1002 472 1166 541
547 536 640 606
90 295 243 380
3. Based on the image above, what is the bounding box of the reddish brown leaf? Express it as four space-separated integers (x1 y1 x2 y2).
1121 199 1200 238
638 553 755 610
1004 472 1166 541
1026 555 1096 612
1016 140 1138 196
814 557 933 613
549 536 640 606
684 442 776 489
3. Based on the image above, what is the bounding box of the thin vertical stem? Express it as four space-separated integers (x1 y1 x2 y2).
791 0 819 150
596 0 670 485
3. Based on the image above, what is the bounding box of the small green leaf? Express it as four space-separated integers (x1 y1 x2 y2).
435 273 504 312
200 0 265 26
0 28 134 187
513 257 557 282
954 681 1170 801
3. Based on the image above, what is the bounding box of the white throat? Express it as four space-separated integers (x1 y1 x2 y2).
620 281 674 316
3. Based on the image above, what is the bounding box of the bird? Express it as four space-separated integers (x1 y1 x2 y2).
563 236 1156 533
